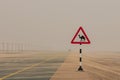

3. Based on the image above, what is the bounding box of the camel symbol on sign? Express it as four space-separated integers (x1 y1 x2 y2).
78 35 85 41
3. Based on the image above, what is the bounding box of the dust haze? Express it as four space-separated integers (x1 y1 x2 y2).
0 0 120 51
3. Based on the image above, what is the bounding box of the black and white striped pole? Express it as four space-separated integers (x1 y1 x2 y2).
78 48 83 71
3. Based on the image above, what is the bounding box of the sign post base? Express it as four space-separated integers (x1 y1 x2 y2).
78 66 83 71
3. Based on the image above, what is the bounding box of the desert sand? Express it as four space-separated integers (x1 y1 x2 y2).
50 52 120 80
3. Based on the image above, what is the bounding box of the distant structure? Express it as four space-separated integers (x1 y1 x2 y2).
0 42 31 53
78 35 85 41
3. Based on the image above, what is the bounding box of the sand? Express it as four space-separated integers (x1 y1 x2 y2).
50 52 120 80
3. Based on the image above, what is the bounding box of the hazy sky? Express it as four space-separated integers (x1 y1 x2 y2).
0 0 120 51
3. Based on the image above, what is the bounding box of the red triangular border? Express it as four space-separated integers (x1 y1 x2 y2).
71 26 91 44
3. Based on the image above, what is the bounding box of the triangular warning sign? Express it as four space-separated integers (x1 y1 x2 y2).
71 26 91 44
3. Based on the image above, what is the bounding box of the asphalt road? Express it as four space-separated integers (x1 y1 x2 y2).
0 51 69 80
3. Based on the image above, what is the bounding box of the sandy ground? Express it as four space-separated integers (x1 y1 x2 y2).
84 52 120 80
50 52 120 80
50 52 92 80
